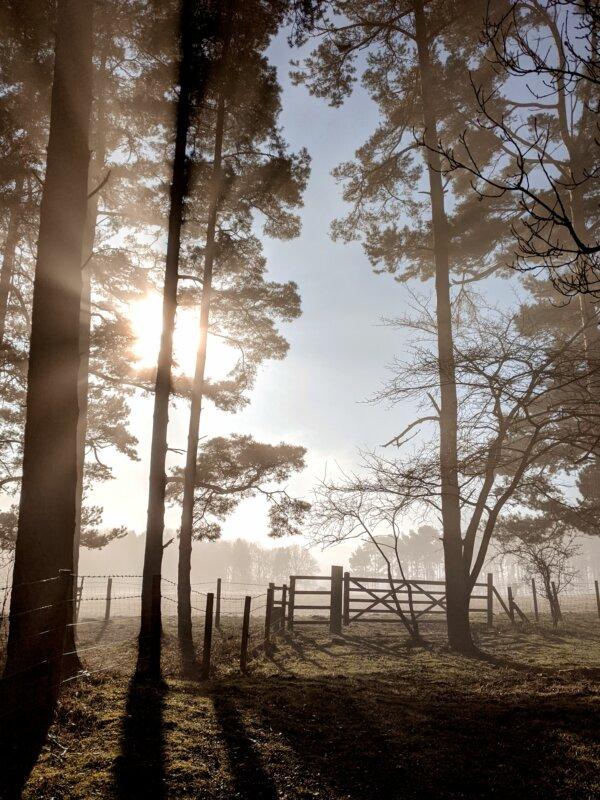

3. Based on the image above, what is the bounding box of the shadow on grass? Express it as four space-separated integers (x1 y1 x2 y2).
113 672 167 800
211 689 278 799
219 672 599 800
0 686 55 800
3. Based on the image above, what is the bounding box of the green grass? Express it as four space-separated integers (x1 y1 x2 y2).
22 616 600 799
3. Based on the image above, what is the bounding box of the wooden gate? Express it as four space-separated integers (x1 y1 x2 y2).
345 576 453 623
285 567 494 630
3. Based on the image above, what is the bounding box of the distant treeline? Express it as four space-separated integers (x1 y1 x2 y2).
75 531 318 586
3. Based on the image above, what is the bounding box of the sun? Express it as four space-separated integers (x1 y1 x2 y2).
130 292 238 379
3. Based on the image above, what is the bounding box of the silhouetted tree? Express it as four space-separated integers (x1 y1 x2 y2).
2 0 93 707
294 0 507 650
176 0 309 642
440 0 600 295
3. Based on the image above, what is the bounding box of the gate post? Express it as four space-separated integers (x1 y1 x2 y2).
240 595 251 672
264 583 274 643
343 571 350 626
486 573 493 628
281 583 288 631
287 576 295 631
201 592 214 679
330 565 343 635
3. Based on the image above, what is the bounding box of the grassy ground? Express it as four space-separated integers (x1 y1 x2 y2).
21 615 600 800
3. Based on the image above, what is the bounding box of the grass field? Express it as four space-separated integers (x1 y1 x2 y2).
21 616 600 799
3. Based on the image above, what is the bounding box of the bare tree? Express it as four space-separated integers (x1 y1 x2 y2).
494 512 581 626
312 474 423 641
438 0 600 295
333 298 600 633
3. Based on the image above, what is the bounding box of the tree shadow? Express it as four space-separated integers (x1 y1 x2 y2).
0 689 54 799
211 688 278 799
241 673 600 799
113 671 167 800
0 659 66 800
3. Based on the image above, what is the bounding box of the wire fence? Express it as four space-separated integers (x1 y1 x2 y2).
1 568 597 722
0 572 287 721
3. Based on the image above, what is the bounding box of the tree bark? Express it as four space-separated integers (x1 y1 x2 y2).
0 175 24 347
140 0 195 652
177 91 226 643
2 0 93 682
414 0 473 651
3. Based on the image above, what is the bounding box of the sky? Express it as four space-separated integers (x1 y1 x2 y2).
89 28 421 571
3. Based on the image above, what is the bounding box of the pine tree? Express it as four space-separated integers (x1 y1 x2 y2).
175 0 309 642
293 0 502 650
2 0 93 713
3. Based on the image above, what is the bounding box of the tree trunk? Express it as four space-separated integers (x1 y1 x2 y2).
140 0 195 655
0 175 24 347
64 69 111 673
2 0 93 683
178 72 229 644
414 0 473 651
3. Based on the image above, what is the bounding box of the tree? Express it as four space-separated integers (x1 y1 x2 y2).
439 0 600 296
139 0 216 661
379 298 600 588
293 0 507 649
1 0 93 750
312 472 424 640
495 511 581 627
313 298 600 642
176 0 309 642
167 434 309 542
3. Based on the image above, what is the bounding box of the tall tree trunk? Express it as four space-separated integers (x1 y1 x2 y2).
414 0 473 651
177 91 226 643
64 64 111 671
2 0 93 683
0 175 24 347
139 0 195 656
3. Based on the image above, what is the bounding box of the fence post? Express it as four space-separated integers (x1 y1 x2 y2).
75 575 84 622
264 584 274 643
507 585 515 623
486 573 493 627
240 595 251 672
149 574 162 676
200 592 214 679
595 580 600 620
53 570 75 689
330 565 343 635
531 578 539 622
287 575 295 631
551 581 563 621
281 583 288 631
215 578 221 629
104 577 113 622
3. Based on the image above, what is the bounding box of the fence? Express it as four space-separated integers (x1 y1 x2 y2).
283 568 600 632
2 566 599 721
